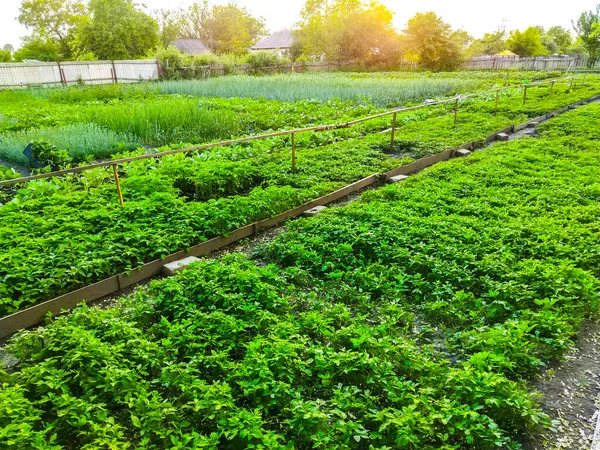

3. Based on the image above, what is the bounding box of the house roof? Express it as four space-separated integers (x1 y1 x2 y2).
170 39 211 55
251 30 294 50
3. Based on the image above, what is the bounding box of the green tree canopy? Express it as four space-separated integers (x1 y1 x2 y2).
13 35 61 61
506 27 547 56
204 3 267 54
573 5 600 62
73 0 160 60
544 26 573 54
18 0 87 59
297 0 401 64
466 30 507 57
165 1 266 55
402 12 463 70
0 50 11 62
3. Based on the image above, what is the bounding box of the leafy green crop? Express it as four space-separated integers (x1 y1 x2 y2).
2 101 599 449
0 78 599 315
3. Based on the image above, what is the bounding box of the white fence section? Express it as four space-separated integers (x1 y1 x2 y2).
0 60 161 88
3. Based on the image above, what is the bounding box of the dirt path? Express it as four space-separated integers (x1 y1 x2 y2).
522 320 600 450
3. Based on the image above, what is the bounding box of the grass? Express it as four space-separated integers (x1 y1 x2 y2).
85 99 243 147
157 71 562 107
0 123 140 165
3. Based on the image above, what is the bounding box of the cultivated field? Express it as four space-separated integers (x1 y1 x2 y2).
1 71 599 449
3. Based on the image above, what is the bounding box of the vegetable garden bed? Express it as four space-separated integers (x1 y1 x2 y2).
1 77 600 319
1 101 599 449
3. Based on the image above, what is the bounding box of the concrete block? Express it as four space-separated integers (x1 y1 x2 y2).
162 256 201 276
455 149 471 157
496 133 510 141
388 174 409 183
302 206 327 217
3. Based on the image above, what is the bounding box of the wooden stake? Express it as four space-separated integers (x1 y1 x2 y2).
453 98 459 125
523 86 528 104
112 164 124 207
390 112 397 152
550 81 555 95
494 89 499 116
291 133 296 174
583 74 587 86
570 77 574 89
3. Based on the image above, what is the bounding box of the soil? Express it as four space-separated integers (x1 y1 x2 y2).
0 157 29 176
521 320 600 450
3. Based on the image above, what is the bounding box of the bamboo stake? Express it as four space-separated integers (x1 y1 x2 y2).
291 133 296 174
453 98 459 125
112 164 124 208
494 89 499 116
390 112 397 152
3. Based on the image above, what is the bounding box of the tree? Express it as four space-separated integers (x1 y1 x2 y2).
153 8 187 47
545 26 572 54
74 0 160 60
573 5 600 62
204 3 267 54
466 30 507 57
506 27 547 56
18 0 87 59
403 12 463 71
298 0 401 64
0 50 11 62
13 36 61 61
3 44 14 53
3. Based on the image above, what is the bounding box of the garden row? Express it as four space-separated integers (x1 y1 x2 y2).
0 71 568 166
2 102 599 449
0 79 599 316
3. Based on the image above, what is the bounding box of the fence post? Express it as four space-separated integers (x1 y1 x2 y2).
570 77 574 89
57 62 67 85
583 74 587 86
494 89 499 116
291 133 296 174
390 112 397 152
112 165 124 207
523 86 528 104
111 61 118 84
453 98 459 125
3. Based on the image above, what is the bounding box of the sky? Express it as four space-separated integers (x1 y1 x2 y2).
0 0 596 50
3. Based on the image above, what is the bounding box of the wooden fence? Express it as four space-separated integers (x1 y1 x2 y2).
0 59 162 88
1 56 599 88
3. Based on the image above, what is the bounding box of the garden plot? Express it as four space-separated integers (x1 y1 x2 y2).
0 76 599 317
1 101 599 449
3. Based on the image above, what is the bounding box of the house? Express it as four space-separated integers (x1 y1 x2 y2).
169 39 212 55
250 30 295 57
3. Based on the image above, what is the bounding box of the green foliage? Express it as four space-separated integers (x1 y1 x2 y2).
0 123 139 166
18 0 87 60
297 0 401 64
0 75 598 315
507 27 547 57
573 4 600 62
0 50 11 62
12 35 62 62
31 140 72 168
466 30 507 57
3 103 600 447
403 12 463 71
73 0 160 60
